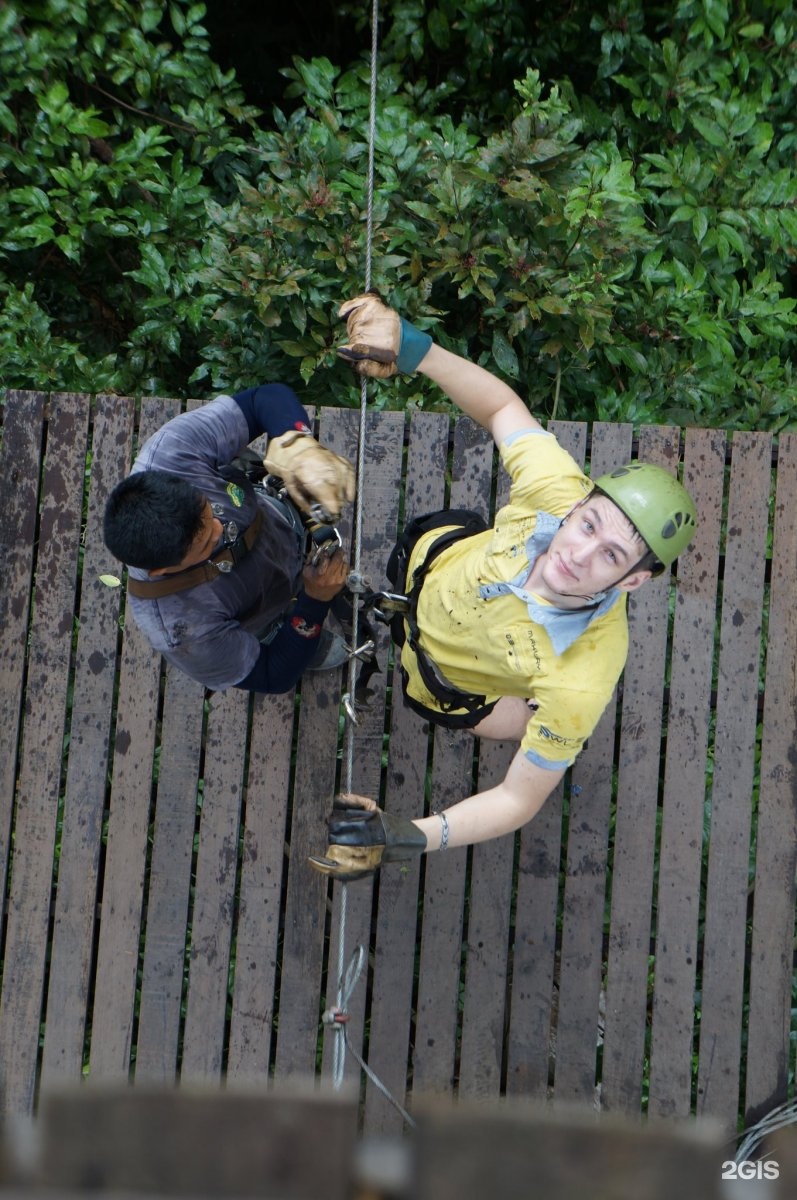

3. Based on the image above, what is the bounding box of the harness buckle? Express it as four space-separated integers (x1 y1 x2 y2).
308 523 343 566
364 591 410 623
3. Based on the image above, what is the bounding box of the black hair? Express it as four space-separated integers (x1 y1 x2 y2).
103 470 207 570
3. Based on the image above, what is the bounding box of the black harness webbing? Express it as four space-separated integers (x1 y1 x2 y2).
384 509 494 718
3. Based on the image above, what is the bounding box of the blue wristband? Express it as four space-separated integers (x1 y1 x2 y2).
397 318 432 373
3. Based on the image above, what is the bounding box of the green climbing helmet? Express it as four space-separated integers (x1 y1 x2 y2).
591 462 697 572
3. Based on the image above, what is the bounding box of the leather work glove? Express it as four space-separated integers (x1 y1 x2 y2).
263 431 355 524
308 793 427 881
338 292 432 379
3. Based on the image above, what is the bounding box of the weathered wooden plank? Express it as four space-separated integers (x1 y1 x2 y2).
272 417 346 1081
745 432 797 1124
601 426 681 1115
504 795 564 1099
181 688 250 1081
35 1085 358 1200
414 1098 723 1200
226 691 296 1081
648 427 726 1120
271 680 339 1077
219 428 294 1082
89 397 178 1081
697 431 772 1131
0 391 90 1115
40 395 136 1085
551 422 632 1107
504 420 592 1101
134 664 206 1082
362 412 450 1134
322 408 405 1087
411 416 494 1097
0 392 45 910
457 450 514 1100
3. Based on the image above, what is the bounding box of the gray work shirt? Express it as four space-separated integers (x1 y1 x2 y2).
127 394 304 690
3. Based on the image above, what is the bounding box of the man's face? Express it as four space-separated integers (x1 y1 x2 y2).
538 493 651 601
151 501 223 576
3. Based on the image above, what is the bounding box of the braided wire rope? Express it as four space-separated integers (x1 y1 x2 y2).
326 0 416 1130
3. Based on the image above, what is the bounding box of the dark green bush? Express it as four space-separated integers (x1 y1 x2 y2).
2 0 796 430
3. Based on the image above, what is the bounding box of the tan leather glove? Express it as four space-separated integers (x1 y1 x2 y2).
338 292 432 378
263 431 355 523
338 292 401 378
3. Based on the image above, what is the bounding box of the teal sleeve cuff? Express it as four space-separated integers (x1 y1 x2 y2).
397 318 433 373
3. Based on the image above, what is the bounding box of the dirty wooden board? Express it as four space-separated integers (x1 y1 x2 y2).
224 429 300 1082
502 421 603 1101
322 407 405 1085
40 395 137 1085
133 665 206 1081
647 427 726 1121
89 397 178 1081
0 392 90 1115
0 393 46 913
181 686 251 1081
270 415 345 1081
552 422 633 1106
744 431 797 1125
697 431 772 1132
601 425 682 1115
226 689 297 1080
411 417 494 1096
362 412 450 1134
457 454 514 1102
35 1085 358 1200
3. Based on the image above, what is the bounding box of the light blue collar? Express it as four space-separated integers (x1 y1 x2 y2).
478 509 623 655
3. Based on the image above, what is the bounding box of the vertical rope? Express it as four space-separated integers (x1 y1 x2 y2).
332 0 380 1092
324 7 418 1128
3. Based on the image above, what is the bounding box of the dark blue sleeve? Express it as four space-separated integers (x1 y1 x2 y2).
232 384 311 443
234 591 331 693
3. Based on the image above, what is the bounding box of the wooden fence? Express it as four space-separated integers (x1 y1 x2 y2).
0 391 795 1138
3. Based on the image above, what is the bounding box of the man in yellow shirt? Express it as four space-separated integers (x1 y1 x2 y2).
310 294 697 880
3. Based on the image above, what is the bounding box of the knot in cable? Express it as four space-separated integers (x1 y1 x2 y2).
322 1006 350 1026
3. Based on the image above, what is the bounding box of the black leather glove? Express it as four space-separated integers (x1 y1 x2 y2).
308 793 427 881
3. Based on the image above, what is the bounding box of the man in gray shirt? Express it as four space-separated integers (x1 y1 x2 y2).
103 383 354 693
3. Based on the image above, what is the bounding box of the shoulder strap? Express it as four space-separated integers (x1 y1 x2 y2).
126 509 264 600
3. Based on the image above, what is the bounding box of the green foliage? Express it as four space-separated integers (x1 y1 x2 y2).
2 0 796 430
0 0 259 395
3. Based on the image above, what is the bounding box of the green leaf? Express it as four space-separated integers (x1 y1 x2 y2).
10 186 50 213
612 74 641 98
669 204 696 225
692 208 708 243
428 8 450 51
491 330 519 379
169 3 186 36
0 100 17 136
277 340 310 357
690 115 726 147
538 295 570 315
718 223 746 257
42 81 70 113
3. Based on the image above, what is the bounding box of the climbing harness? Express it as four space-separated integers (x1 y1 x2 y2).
322 0 415 1131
